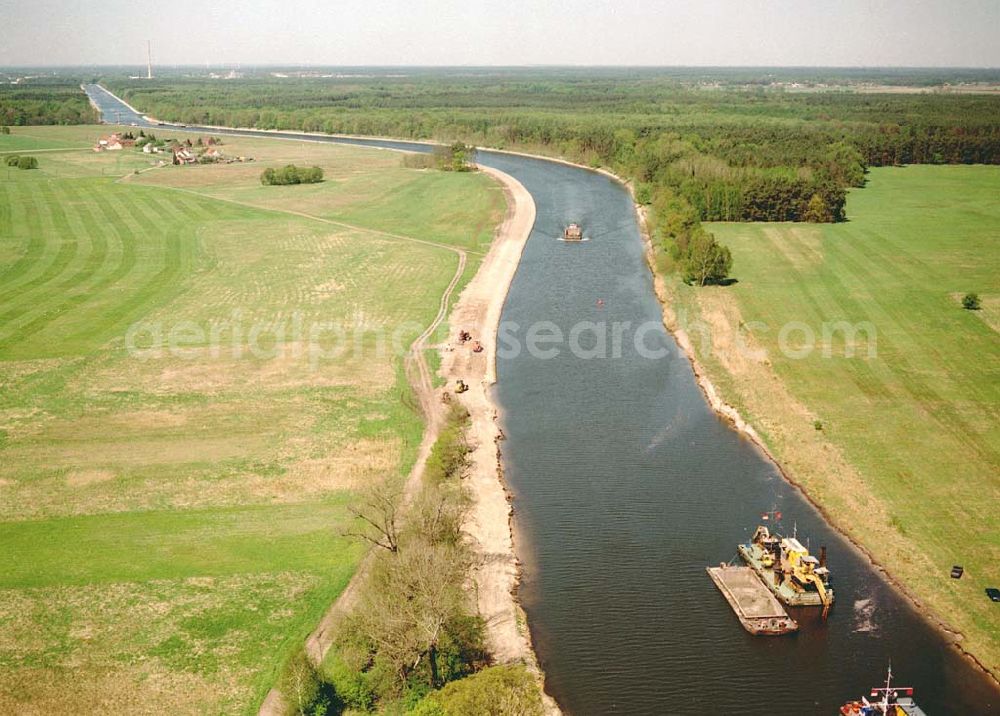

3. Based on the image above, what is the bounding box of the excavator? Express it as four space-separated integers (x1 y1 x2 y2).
745 524 834 618
781 535 834 619
789 551 833 619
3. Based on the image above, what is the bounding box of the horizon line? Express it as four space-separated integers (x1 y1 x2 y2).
3 63 1000 71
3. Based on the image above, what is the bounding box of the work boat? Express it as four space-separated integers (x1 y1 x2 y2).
562 223 583 241
839 666 927 716
738 517 834 617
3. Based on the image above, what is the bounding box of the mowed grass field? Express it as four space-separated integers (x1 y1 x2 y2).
675 165 999 673
0 127 504 712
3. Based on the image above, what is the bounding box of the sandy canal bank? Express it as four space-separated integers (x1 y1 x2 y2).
438 165 560 712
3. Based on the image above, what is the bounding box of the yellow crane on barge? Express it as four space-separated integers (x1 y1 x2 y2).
739 518 835 618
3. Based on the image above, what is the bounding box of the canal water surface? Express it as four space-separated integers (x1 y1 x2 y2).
478 150 999 716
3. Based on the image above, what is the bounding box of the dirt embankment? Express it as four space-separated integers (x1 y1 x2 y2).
439 166 559 713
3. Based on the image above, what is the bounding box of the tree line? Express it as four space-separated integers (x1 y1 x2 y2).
283 403 543 715
104 77 1000 226
0 83 98 126
101 74 1000 285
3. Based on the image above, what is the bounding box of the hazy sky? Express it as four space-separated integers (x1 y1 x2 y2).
2 0 998 67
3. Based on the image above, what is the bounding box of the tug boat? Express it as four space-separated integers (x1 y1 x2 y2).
738 514 834 617
839 666 927 715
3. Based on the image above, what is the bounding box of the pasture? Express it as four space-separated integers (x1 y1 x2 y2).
0 126 504 712
677 165 1000 672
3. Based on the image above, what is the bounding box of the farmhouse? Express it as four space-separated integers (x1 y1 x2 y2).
93 134 122 152
173 147 198 165
92 132 136 152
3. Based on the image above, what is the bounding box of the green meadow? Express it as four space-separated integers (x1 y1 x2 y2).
677 165 999 672
0 127 503 712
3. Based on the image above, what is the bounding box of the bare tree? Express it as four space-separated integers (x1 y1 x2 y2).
411 484 468 548
348 540 471 691
345 483 403 553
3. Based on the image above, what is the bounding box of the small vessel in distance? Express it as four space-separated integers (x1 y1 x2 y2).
563 223 583 241
839 666 927 716
738 516 834 617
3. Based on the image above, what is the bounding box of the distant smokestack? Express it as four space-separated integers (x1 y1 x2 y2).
146 40 153 80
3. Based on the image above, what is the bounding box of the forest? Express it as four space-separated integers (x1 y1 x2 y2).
0 81 98 126
7 69 998 281
102 74 1000 222
99 70 1000 282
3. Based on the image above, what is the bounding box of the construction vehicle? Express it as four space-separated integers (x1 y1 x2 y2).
738 518 834 617
455 380 469 394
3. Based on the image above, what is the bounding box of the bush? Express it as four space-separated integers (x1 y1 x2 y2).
424 403 471 485
5 155 20 167
682 229 733 286
337 539 485 700
333 399 483 708
802 193 834 223
1 126 10 134
404 145 475 172
16 156 38 170
279 650 341 716
260 164 324 185
429 143 474 172
408 665 544 716
962 292 981 310
322 653 375 712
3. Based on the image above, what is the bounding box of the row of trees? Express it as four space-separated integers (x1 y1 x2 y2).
283 403 542 714
260 164 324 185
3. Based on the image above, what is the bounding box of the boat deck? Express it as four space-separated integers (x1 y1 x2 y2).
707 565 798 635
737 543 832 607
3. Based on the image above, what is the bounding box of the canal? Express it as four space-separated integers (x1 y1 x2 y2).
86 85 1000 715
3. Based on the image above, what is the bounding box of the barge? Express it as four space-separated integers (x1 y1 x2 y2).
738 522 834 617
707 564 798 635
